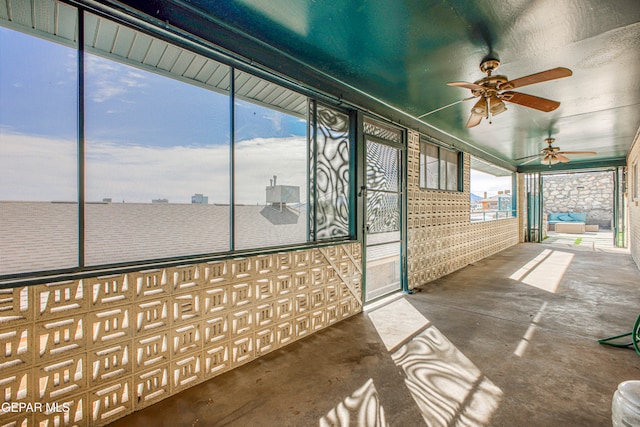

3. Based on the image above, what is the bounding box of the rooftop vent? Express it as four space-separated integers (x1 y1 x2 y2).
266 175 300 210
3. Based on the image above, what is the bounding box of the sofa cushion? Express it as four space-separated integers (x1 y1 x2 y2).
548 213 564 221
568 213 587 222
547 212 587 224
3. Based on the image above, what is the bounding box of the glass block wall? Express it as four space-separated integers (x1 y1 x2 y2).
407 130 520 288
0 243 362 426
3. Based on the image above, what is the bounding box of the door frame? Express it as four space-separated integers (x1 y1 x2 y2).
358 114 408 304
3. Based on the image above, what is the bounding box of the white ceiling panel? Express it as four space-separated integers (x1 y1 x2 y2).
1 0 306 117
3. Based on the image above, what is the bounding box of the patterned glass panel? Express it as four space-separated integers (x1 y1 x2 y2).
366 140 400 234
363 120 402 144
366 141 399 192
313 104 351 239
366 192 399 233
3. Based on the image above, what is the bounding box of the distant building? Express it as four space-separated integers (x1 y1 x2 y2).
192 193 209 204
266 176 299 210
479 190 511 211
152 198 169 204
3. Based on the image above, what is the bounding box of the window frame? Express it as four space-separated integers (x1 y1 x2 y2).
419 138 463 192
0 4 356 282
469 157 516 223
633 161 639 202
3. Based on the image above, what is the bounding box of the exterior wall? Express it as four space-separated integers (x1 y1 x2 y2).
406 130 519 288
543 172 613 229
629 132 640 269
0 243 362 426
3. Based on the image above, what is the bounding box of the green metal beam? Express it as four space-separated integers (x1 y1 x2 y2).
518 157 627 173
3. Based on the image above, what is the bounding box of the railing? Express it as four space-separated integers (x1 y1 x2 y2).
470 209 516 222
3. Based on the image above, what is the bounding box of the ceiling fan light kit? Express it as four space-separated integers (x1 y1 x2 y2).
515 137 597 167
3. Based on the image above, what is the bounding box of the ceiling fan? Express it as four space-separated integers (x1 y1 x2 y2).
516 137 596 167
447 59 572 128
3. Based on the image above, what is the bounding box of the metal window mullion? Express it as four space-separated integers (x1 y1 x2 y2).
349 110 360 240
78 10 85 268
458 152 463 192
613 168 619 247
438 146 443 190
229 67 235 251
511 172 517 218
400 136 408 294
538 173 543 242
310 100 317 242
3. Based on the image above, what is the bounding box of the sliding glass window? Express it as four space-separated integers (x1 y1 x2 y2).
419 137 462 191
469 156 514 222
0 1 354 278
234 71 307 250
83 13 231 265
0 5 79 275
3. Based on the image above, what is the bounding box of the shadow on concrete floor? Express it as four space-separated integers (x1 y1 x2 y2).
543 230 629 254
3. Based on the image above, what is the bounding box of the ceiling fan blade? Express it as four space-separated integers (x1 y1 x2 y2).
501 91 560 112
556 151 597 156
497 67 572 90
447 81 486 91
466 112 483 128
555 153 571 163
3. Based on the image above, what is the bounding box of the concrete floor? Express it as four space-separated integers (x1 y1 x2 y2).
542 230 626 253
111 243 640 427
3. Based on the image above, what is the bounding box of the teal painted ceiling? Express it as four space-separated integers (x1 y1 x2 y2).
114 0 639 171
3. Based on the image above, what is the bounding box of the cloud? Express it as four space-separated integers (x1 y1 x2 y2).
0 132 77 201
0 131 307 204
85 55 147 103
470 169 512 197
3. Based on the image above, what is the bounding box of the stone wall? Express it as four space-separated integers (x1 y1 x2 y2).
543 172 613 229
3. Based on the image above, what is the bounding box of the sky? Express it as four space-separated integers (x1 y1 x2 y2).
470 169 513 198
0 26 307 204
1 24 510 205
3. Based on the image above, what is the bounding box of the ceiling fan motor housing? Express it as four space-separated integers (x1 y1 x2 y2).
480 59 501 75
